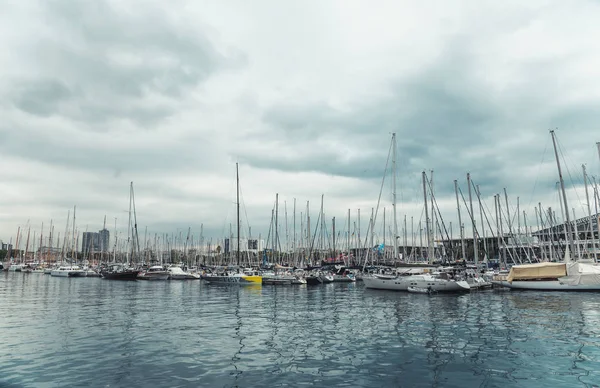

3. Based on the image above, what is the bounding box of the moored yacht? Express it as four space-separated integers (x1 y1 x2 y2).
202 268 262 284
167 265 200 280
8 263 26 272
137 265 169 280
492 261 600 291
51 265 86 277
100 264 139 280
364 271 470 292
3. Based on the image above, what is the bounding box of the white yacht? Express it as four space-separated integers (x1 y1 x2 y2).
492 261 600 291
8 263 26 272
167 265 200 280
202 268 262 285
364 272 470 292
51 265 86 277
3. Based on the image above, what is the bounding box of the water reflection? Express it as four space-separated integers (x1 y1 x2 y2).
2 274 600 387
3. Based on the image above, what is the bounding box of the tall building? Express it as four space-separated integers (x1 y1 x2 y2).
82 229 111 255
82 232 99 256
98 229 110 253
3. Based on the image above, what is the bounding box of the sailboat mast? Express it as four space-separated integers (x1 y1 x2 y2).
25 227 31 262
347 208 351 264
583 164 594 260
71 206 76 262
392 133 399 261
39 222 44 263
476 185 487 263
550 130 575 260
455 180 466 261
467 173 478 265
127 183 133 265
422 171 432 264
236 163 240 267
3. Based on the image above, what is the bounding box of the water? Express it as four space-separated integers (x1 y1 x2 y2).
1 273 599 388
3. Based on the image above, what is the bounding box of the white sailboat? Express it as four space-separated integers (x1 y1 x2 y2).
492 246 600 290
493 131 600 291
203 164 262 285
364 272 470 292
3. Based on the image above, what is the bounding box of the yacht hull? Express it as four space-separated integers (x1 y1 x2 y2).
492 280 600 291
203 274 262 284
101 271 140 280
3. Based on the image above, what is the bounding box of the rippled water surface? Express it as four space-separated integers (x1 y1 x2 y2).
1 272 600 387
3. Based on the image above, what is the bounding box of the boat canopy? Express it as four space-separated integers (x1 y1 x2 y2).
560 262 600 285
507 262 566 282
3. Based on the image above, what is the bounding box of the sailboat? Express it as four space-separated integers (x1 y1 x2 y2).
101 264 140 280
493 131 600 291
362 134 470 292
203 163 262 285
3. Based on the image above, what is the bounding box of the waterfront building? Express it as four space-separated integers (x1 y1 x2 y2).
81 229 111 256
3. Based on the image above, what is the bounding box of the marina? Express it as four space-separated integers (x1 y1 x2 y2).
2 2 600 385
1 270 600 387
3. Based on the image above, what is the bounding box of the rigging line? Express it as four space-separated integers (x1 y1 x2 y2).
527 134 550 209
460 186 520 264
425 174 455 260
361 137 393 266
556 131 586 213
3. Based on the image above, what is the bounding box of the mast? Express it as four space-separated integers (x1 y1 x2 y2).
39 222 44 263
476 185 487 263
503 188 514 261
127 183 133 265
550 129 575 261
131 183 140 264
454 180 466 261
467 173 477 265
383 207 386 260
236 163 240 267
293 198 297 265
535 205 545 260
431 170 436 259
113 217 117 263
347 209 351 265
583 164 594 260
403 215 407 262
332 217 336 260
102 215 106 263
25 226 31 262
392 132 399 261
71 206 76 262
274 193 279 264
422 171 432 264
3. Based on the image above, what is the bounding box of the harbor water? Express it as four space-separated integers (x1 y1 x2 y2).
1 272 599 387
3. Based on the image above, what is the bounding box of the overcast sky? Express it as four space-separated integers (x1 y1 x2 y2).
1 0 600 251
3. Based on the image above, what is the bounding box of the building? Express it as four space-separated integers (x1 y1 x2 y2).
224 237 265 253
81 229 111 255
98 229 110 253
82 232 98 256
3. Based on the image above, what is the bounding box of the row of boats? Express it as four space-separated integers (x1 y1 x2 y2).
4 260 490 292
10 259 599 292
2 262 360 285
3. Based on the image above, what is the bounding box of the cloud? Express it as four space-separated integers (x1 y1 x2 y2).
1 0 244 127
1 0 600 252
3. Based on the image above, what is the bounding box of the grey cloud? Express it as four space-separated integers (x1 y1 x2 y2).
240 38 597 206
13 79 73 117
3 0 245 125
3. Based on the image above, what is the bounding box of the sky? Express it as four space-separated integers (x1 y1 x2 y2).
1 0 600 251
